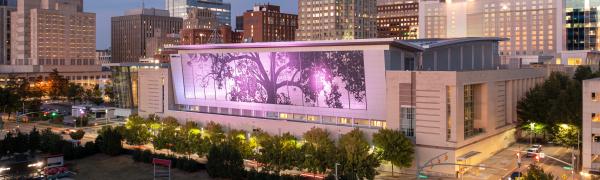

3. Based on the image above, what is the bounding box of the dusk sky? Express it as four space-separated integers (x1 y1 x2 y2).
85 0 298 49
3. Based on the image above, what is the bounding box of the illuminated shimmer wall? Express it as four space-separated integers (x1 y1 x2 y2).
180 51 367 110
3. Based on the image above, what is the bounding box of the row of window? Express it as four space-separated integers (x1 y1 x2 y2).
176 104 387 129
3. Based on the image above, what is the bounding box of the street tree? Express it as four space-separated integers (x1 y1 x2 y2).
28 127 41 154
373 128 414 176
337 128 380 180
123 115 152 147
205 121 225 145
301 127 336 174
66 83 84 104
96 126 124 156
258 132 301 174
69 129 86 141
39 128 63 153
206 143 244 179
522 165 554 180
47 69 69 99
152 117 180 153
226 129 253 158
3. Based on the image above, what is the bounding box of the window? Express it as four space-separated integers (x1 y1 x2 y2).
293 114 306 121
322 116 336 124
401 106 415 137
371 120 387 128
279 113 290 119
307 115 320 122
266 112 279 119
593 113 600 122
354 119 369 126
464 85 477 138
338 117 351 125
595 136 600 143
593 92 597 101
254 110 264 118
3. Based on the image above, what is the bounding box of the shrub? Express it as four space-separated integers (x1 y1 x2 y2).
69 129 85 140
128 149 205 172
96 126 123 156
207 144 244 179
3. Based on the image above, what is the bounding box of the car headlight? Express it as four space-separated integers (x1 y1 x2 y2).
28 162 44 167
0 167 10 172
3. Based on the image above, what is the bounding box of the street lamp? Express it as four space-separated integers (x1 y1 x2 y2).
530 122 535 146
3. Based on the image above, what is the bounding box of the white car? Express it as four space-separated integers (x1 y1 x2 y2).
532 144 543 151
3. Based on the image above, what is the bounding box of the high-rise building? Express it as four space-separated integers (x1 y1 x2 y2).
0 2 14 65
1 0 108 88
296 0 377 41
165 0 231 26
111 8 182 63
419 0 564 65
377 0 419 40
12 0 96 67
561 0 600 66
183 8 217 30
242 4 297 42
583 78 600 175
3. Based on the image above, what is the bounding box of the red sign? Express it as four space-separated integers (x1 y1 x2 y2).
152 158 171 167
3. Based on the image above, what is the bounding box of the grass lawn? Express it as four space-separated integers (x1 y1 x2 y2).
68 154 212 180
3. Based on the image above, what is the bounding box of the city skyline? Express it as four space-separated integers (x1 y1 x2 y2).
85 0 299 49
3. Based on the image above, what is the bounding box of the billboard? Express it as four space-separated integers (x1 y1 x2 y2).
180 51 367 110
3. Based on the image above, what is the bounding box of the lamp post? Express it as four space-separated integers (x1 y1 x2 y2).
335 163 340 180
530 122 535 146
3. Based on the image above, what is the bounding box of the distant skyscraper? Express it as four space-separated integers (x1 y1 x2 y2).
377 0 418 40
419 0 563 65
242 4 297 42
165 0 231 26
183 8 218 30
297 0 377 41
111 8 182 63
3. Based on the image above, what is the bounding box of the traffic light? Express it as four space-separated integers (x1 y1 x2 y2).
51 112 57 117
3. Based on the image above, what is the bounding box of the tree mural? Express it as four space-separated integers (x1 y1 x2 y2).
182 51 367 109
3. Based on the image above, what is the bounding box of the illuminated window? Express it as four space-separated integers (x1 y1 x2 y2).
292 114 306 121
371 120 387 128
338 117 351 124
567 58 582 65
279 113 290 119
354 119 369 126
306 115 320 122
593 92 597 101
593 113 600 122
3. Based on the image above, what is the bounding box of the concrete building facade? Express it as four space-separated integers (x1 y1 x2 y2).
419 0 564 65
183 8 217 30
377 0 418 40
0 2 14 65
583 78 600 175
96 49 111 64
242 4 297 42
138 38 546 176
111 8 182 63
296 0 377 41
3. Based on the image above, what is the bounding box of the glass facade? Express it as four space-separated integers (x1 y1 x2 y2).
464 85 476 138
401 106 415 137
165 0 231 26
565 0 600 51
110 64 168 109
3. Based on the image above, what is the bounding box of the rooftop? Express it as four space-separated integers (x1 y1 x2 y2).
167 37 506 52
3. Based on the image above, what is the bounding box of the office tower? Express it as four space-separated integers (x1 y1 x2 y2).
242 4 297 42
165 0 231 26
377 0 419 40
297 0 377 41
12 0 96 67
183 8 217 29
111 8 182 63
419 0 563 65
0 2 14 64
561 0 600 65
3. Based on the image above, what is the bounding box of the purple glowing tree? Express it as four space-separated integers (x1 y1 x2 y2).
184 51 367 109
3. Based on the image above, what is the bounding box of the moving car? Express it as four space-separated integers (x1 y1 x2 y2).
526 147 540 157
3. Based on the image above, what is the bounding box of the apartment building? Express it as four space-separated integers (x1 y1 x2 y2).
377 0 418 40
297 0 377 40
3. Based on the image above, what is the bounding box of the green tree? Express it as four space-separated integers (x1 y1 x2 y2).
206 143 245 179
373 129 414 176
0 139 5 159
123 115 152 147
13 131 29 154
66 83 84 104
47 69 69 100
3 131 14 155
553 124 579 147
39 128 63 153
28 127 41 154
103 82 116 105
0 87 19 121
226 129 253 158
173 121 203 157
205 121 225 145
69 129 86 141
249 129 271 159
301 127 336 174
337 128 380 180
152 117 180 153
522 165 554 180
258 132 301 174
96 126 123 156
574 65 594 83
